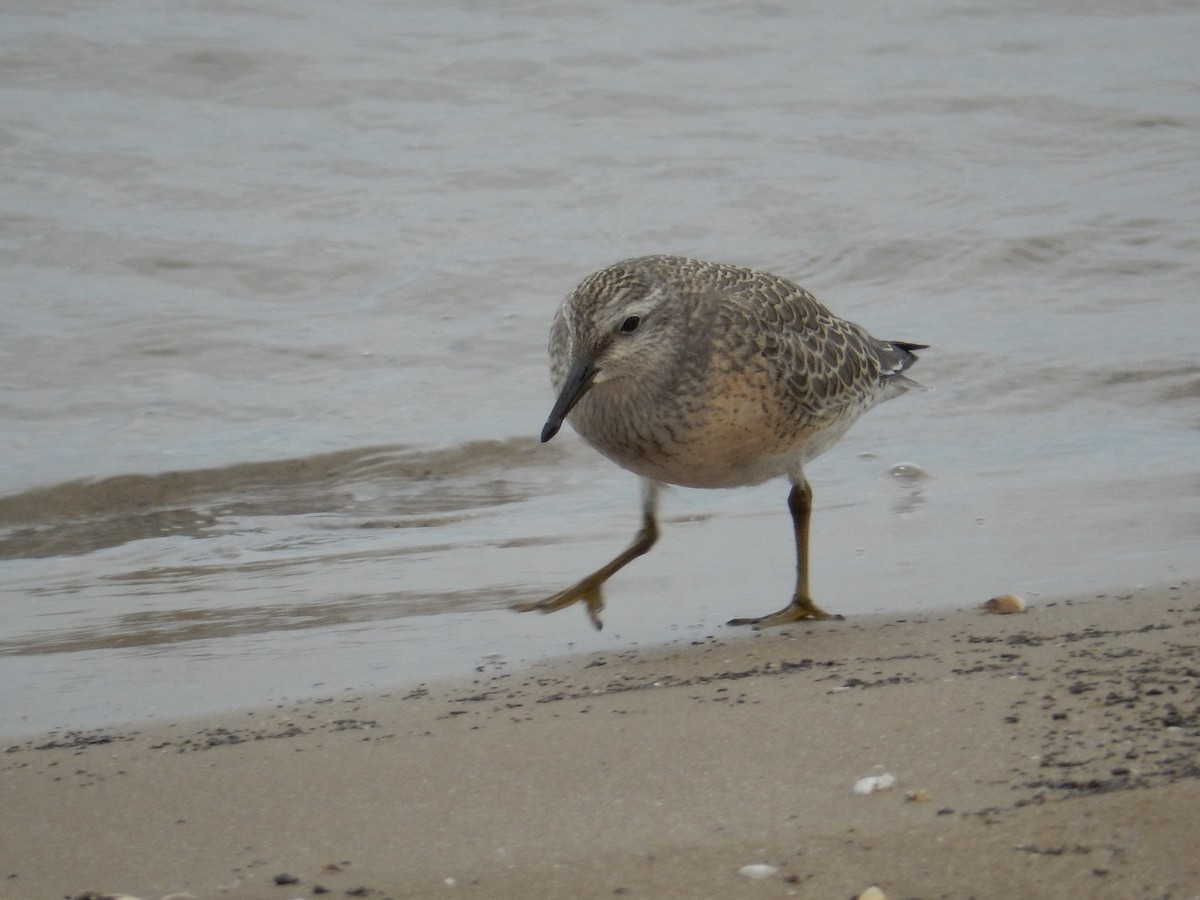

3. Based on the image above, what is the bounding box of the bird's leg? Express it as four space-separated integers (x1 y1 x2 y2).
514 481 660 630
728 477 841 627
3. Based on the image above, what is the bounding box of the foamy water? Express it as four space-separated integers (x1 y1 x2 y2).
3 0 1198 734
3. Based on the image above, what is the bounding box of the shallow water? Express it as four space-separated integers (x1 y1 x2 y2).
2 0 1199 735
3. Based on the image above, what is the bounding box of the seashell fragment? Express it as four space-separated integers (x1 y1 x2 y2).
852 772 897 795
981 594 1026 614
857 887 887 900
737 863 778 879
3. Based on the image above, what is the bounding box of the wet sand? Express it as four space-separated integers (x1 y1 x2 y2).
4 583 1198 900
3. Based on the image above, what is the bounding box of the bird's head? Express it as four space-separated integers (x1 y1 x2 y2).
540 261 678 443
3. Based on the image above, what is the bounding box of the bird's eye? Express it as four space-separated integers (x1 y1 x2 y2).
619 315 641 334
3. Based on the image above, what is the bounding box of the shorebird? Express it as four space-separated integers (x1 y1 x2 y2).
515 255 925 629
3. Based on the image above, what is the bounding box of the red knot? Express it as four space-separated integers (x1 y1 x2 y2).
515 255 926 630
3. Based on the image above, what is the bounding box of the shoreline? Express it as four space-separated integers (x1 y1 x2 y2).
3 581 1198 898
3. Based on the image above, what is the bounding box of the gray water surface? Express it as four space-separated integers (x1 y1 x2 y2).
2 0 1198 734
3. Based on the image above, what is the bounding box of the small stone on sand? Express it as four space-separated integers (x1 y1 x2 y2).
982 594 1026 614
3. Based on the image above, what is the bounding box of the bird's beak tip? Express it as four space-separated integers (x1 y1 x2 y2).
540 356 596 445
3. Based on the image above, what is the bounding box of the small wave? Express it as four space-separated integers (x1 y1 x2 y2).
0 585 526 657
0 438 562 560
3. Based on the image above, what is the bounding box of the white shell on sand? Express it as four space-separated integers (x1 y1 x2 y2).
737 863 778 879
852 772 897 795
857 887 887 900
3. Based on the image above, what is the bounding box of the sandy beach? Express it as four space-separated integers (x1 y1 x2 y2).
4 582 1198 900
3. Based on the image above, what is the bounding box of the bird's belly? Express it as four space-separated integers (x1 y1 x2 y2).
570 369 870 489
620 441 794 489
581 401 830 489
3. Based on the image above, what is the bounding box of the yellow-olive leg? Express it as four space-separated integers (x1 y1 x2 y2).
727 477 840 627
514 480 660 630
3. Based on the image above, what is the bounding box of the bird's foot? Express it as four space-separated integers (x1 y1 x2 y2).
512 577 606 630
727 596 843 628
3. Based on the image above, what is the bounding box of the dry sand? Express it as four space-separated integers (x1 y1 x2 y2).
3 583 1198 900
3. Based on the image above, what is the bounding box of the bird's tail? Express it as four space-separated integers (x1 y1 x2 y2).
878 340 929 395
